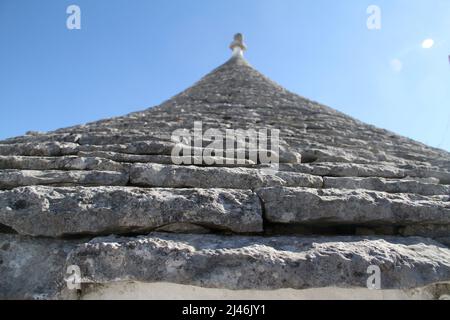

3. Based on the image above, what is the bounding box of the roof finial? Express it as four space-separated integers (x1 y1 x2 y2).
230 33 247 57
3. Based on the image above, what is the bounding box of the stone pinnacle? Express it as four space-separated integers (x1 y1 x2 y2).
229 33 247 57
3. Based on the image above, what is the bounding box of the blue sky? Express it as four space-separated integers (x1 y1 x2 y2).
1 0 449 151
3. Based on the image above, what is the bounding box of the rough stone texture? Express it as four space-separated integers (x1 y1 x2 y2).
0 170 129 189
130 163 323 189
1 49 450 299
67 233 450 291
2 56 449 178
323 176 450 196
0 186 263 237
76 141 174 155
0 142 78 156
77 151 256 166
0 234 78 300
3 233 449 299
279 163 407 179
0 155 125 171
405 167 450 185
258 187 450 235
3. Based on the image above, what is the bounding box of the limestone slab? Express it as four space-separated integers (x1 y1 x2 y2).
0 186 263 237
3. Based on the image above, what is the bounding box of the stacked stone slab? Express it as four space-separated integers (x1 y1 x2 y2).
1 43 450 299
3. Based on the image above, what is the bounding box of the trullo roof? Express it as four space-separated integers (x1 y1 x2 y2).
1 34 450 299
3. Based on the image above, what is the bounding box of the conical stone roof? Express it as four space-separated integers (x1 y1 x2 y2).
1 35 450 299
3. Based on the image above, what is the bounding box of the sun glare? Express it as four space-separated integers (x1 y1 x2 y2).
421 39 434 49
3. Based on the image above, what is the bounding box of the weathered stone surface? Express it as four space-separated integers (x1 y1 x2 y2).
257 187 450 230
0 142 78 156
0 155 124 171
77 151 257 167
77 133 165 146
1 41 450 300
0 132 80 145
77 141 174 155
0 170 129 189
0 234 78 300
279 162 407 179
323 176 450 196
130 163 322 189
404 176 440 184
3 233 450 299
2 55 449 179
278 147 302 164
405 167 450 185
77 151 179 164
67 233 450 290
300 148 376 164
0 186 263 237
279 163 450 185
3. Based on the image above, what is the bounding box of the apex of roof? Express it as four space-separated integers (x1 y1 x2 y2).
229 33 247 58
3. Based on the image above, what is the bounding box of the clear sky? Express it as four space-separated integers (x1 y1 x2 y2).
1 0 449 151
